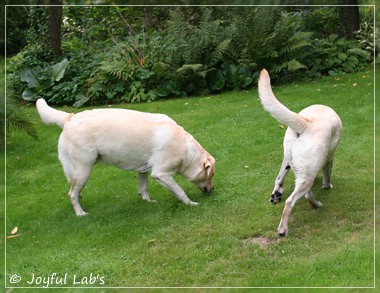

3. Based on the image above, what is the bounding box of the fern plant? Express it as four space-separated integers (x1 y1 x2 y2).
237 8 312 76
82 33 158 106
165 8 233 67
6 96 39 140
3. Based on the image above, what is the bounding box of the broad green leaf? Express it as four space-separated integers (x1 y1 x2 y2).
22 88 37 101
20 69 40 88
73 93 90 108
52 58 70 82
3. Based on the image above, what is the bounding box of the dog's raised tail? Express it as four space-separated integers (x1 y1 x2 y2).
258 69 308 134
36 99 71 129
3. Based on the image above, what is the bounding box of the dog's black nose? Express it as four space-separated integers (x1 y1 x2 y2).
204 186 214 193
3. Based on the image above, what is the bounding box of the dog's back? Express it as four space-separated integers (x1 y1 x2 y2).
59 107 185 170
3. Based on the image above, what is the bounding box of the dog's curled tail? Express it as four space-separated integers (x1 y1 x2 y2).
258 69 308 134
36 99 71 129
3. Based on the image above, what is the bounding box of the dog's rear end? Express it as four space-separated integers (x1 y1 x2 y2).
258 69 342 236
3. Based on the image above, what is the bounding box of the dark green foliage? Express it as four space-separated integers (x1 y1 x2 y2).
6 6 29 56
304 34 371 76
355 21 375 61
21 58 70 102
6 97 39 141
165 8 233 66
299 6 340 38
6 6 374 107
233 8 314 77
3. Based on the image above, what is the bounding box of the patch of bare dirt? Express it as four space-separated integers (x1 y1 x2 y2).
242 236 279 249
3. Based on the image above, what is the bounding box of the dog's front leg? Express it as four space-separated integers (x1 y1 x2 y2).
151 173 198 205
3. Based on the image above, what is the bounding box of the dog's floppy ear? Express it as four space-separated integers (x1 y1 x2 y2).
203 157 215 180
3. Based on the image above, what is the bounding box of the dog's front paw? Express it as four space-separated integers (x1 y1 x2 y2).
188 201 199 206
270 191 282 204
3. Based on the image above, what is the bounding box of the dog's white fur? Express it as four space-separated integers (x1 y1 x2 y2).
36 99 215 216
258 69 342 236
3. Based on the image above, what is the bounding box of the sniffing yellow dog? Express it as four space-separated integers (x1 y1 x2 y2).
36 99 215 216
258 69 342 236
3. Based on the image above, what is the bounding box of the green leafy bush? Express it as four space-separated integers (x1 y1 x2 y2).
21 58 70 101
6 6 374 107
305 34 371 76
354 21 374 61
233 8 313 78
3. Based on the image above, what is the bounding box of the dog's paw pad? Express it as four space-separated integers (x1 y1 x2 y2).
270 192 282 204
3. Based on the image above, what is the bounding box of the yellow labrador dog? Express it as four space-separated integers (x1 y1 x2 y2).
36 99 215 216
258 69 342 236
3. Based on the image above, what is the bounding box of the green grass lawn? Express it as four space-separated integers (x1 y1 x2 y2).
5 69 374 289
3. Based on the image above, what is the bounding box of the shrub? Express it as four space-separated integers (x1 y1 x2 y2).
229 7 313 79
6 6 374 107
20 58 70 102
304 34 372 76
354 21 375 61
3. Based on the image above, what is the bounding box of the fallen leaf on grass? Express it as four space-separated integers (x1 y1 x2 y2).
7 227 20 238
146 239 156 246
10 226 18 235
278 124 285 129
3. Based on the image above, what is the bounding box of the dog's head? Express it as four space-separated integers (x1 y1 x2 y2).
192 154 215 193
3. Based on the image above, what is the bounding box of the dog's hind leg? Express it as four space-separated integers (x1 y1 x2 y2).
138 172 154 202
67 165 93 216
322 160 334 189
305 190 323 208
278 178 313 236
270 159 291 204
